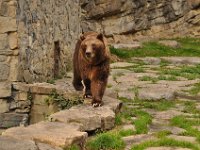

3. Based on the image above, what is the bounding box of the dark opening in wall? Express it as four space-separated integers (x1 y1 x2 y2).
54 41 60 78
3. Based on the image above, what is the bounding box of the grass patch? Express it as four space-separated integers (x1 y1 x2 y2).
119 129 135 137
139 75 178 83
133 110 152 134
170 115 200 142
115 114 123 125
64 145 79 150
86 132 125 150
155 130 172 138
159 65 200 80
110 38 200 59
137 100 176 111
157 75 178 81
113 72 125 81
131 137 200 150
188 82 200 95
182 101 200 114
139 76 158 83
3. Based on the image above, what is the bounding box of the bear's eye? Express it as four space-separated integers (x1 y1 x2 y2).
92 44 97 50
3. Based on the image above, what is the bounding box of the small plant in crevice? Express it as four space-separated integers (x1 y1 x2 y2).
45 89 83 110
47 79 56 84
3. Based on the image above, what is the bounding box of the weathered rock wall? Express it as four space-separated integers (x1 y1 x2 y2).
17 0 81 83
0 0 18 82
81 0 200 43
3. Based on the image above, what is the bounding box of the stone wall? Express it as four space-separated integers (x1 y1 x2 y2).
81 0 200 43
0 0 81 129
0 0 18 82
17 0 81 83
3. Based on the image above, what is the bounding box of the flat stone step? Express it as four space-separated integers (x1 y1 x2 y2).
50 96 122 131
2 121 88 148
0 136 62 150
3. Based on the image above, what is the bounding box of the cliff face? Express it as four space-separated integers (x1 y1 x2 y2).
81 0 200 43
0 0 199 83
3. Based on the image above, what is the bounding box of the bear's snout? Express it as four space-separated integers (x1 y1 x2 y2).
85 51 92 58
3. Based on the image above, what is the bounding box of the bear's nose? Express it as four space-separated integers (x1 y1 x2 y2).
85 52 91 58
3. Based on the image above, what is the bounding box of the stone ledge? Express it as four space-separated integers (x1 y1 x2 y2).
50 96 122 131
2 121 88 148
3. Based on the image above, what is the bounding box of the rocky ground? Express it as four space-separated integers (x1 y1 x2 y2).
103 57 200 150
1 57 200 150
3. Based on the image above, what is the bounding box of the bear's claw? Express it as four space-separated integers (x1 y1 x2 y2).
92 101 103 107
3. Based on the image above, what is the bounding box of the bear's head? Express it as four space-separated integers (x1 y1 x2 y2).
80 32 109 65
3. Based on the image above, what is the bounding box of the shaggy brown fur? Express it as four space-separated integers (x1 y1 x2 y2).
73 32 110 107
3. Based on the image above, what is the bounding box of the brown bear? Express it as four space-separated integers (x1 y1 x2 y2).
73 31 110 107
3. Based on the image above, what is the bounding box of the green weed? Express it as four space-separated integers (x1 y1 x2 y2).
133 110 152 134
86 132 125 150
45 90 83 110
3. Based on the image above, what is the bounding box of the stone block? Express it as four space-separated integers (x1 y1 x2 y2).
14 91 28 101
0 99 9 113
8 56 19 81
0 82 11 98
0 55 7 62
0 33 8 50
0 50 12 55
0 113 28 128
0 1 17 17
30 104 58 124
0 17 17 33
12 82 30 92
0 63 10 81
50 96 121 131
8 32 18 50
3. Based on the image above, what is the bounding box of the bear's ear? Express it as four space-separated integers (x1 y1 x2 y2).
97 33 104 42
80 34 85 41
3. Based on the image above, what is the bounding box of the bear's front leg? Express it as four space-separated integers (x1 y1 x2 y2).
81 79 92 98
91 80 107 107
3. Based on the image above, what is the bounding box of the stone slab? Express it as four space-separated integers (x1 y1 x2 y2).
138 87 175 100
2 121 88 147
0 136 37 150
0 113 28 128
50 105 115 131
